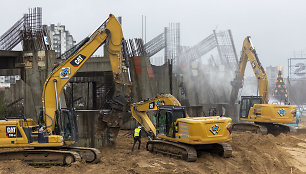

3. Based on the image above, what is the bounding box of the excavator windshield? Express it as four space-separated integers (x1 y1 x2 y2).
240 96 262 118
156 106 186 137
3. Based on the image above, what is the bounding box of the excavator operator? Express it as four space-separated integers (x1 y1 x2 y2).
131 126 142 152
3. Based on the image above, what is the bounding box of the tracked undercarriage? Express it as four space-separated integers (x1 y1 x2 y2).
146 139 232 162
0 147 101 166
232 122 297 136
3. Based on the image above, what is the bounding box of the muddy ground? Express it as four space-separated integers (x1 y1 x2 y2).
0 121 306 174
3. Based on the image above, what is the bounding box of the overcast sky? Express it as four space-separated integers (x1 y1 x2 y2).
1 0 306 76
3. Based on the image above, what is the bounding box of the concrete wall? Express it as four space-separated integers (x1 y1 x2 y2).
129 56 157 102
75 110 135 148
185 104 240 122
23 50 56 120
152 63 170 94
185 104 226 117
74 110 101 148
4 80 24 105
0 50 56 120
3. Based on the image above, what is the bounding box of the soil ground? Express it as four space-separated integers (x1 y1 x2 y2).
0 119 306 174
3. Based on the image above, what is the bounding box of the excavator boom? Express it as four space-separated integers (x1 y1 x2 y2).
42 14 129 134
231 36 269 104
0 14 129 166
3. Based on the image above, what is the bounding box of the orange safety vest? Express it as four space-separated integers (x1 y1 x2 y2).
134 128 141 137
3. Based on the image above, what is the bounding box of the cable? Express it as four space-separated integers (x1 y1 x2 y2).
108 31 122 47
43 109 54 129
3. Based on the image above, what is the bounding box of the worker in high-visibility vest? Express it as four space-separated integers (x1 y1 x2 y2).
131 126 142 152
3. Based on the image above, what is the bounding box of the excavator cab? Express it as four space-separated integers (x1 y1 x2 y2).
155 105 186 138
239 96 262 119
39 108 78 143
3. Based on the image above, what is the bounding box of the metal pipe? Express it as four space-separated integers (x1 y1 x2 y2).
127 68 132 82
72 82 74 108
54 79 59 110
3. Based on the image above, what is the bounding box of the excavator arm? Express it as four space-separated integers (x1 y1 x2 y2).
230 36 269 105
130 94 182 136
41 14 130 134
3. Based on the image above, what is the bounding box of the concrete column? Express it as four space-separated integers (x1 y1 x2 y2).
24 50 56 120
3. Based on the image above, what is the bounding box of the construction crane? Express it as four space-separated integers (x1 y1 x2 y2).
231 36 296 135
0 14 130 165
131 94 232 162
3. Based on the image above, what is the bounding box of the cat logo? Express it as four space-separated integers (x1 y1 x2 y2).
70 54 86 67
60 67 71 79
149 102 155 109
6 126 16 138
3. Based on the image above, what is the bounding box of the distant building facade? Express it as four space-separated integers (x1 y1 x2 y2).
266 65 278 83
46 24 76 57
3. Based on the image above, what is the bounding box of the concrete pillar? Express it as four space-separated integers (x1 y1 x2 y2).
24 50 55 120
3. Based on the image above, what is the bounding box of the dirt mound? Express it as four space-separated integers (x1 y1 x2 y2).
0 131 305 174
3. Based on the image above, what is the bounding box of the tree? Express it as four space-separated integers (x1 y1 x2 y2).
273 66 288 103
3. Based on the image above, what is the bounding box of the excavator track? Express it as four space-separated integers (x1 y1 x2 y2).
255 122 296 136
232 122 268 135
0 147 101 166
214 143 232 158
232 122 296 136
195 142 232 158
66 147 101 163
146 140 232 161
0 149 81 166
146 140 197 162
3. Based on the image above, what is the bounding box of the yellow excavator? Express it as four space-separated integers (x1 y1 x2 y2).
0 14 130 165
131 94 232 162
230 36 296 135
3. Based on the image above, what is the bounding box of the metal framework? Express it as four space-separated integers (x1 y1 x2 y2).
213 30 238 69
122 38 146 58
0 7 51 51
165 23 180 63
143 23 180 63
177 34 216 63
177 30 238 69
0 18 24 50
144 33 165 57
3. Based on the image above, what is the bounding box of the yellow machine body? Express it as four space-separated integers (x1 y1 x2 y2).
0 119 63 147
241 104 296 123
157 116 232 145
231 36 296 124
131 94 232 145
